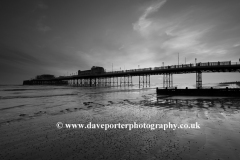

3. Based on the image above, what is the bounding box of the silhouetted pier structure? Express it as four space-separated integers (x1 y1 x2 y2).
23 61 240 89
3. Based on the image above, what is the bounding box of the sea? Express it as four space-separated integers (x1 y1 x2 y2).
0 83 240 159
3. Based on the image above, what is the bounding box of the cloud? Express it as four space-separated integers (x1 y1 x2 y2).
37 16 51 32
37 23 51 32
0 44 40 65
130 0 235 64
118 45 125 50
161 29 206 50
133 0 167 36
233 43 240 47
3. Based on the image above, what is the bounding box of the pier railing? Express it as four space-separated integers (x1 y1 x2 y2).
56 61 240 76
105 61 240 74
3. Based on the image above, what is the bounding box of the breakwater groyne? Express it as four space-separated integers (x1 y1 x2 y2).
156 87 240 97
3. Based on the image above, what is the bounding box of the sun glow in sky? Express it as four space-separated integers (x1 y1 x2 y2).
0 0 240 84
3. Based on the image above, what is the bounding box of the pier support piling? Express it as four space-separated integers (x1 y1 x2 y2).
196 71 202 89
139 75 150 87
163 73 173 88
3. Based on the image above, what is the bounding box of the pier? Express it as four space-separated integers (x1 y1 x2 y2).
23 60 240 89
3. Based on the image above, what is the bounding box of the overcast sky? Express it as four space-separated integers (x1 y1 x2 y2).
0 0 240 84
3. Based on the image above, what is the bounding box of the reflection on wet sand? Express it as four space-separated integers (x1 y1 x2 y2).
151 96 240 159
1 86 240 159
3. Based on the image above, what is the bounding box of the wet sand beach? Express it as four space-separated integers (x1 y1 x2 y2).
0 85 240 159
